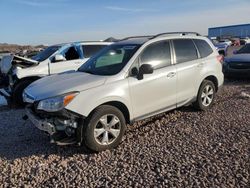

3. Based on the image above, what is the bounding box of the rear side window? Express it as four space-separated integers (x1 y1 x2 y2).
82 45 107 58
194 39 213 58
173 39 198 63
140 41 171 69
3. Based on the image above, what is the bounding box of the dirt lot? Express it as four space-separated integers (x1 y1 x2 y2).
0 80 249 187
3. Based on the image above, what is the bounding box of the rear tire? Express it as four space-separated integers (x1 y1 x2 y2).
83 105 126 152
12 79 36 107
194 80 216 111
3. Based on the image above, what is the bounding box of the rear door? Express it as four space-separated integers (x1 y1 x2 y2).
172 39 201 106
128 40 177 119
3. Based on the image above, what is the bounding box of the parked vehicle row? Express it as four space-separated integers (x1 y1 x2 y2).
223 43 250 78
21 32 224 151
211 37 250 56
0 41 111 107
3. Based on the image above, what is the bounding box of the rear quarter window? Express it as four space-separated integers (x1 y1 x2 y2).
193 39 213 58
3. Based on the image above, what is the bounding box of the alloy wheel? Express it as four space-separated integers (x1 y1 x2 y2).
201 85 214 107
94 114 121 145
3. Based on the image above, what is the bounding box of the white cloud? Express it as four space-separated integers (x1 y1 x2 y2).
16 0 49 6
15 0 69 7
102 3 250 37
105 6 157 13
10 2 250 45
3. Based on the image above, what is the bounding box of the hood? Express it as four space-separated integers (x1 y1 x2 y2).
24 71 107 101
225 54 250 63
0 55 38 74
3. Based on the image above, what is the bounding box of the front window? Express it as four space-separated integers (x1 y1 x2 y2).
237 44 250 54
140 40 171 69
79 44 140 75
32 46 60 62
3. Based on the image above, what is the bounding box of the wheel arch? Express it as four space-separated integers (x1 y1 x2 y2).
14 76 41 87
203 75 219 91
89 101 131 124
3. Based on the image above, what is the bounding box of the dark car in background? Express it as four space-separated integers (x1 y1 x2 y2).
223 44 250 78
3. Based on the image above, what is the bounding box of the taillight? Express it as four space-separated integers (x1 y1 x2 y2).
217 55 224 64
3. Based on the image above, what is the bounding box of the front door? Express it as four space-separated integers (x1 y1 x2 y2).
49 45 85 74
128 40 177 119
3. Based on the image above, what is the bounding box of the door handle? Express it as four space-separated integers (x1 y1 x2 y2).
167 72 176 78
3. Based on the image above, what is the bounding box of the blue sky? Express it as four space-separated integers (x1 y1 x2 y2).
0 0 250 45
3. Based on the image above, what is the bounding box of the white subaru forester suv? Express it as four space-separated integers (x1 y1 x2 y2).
23 32 224 152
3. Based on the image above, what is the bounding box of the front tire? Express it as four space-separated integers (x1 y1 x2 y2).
83 105 126 152
194 80 216 111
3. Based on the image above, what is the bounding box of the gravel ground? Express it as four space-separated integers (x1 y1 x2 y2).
0 80 249 187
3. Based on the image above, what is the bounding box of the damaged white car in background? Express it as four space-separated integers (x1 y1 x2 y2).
0 41 111 107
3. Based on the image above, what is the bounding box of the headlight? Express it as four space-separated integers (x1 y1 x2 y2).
37 92 78 112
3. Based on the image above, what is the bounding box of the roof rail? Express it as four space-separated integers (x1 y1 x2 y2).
151 32 201 39
115 32 201 43
118 35 153 42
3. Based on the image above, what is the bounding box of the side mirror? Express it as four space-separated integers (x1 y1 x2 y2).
131 67 139 76
137 64 153 80
53 54 66 62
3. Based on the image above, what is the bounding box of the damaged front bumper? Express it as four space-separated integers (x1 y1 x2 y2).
25 107 85 146
26 108 56 135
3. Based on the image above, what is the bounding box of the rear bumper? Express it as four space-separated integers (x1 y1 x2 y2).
217 72 224 89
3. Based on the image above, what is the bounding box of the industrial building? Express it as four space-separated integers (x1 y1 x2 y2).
208 24 250 38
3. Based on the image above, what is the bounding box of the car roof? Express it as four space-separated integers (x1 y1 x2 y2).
115 32 202 45
52 41 112 47
115 37 151 45
52 32 203 47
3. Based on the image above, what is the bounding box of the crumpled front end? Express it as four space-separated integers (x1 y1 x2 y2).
25 104 85 146
0 56 12 99
0 55 14 74
0 55 39 100
0 71 9 88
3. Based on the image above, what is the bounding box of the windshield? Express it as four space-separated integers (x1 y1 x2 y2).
32 45 60 62
237 44 250 54
78 44 140 75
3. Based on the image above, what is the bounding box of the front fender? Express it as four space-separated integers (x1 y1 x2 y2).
65 80 133 119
